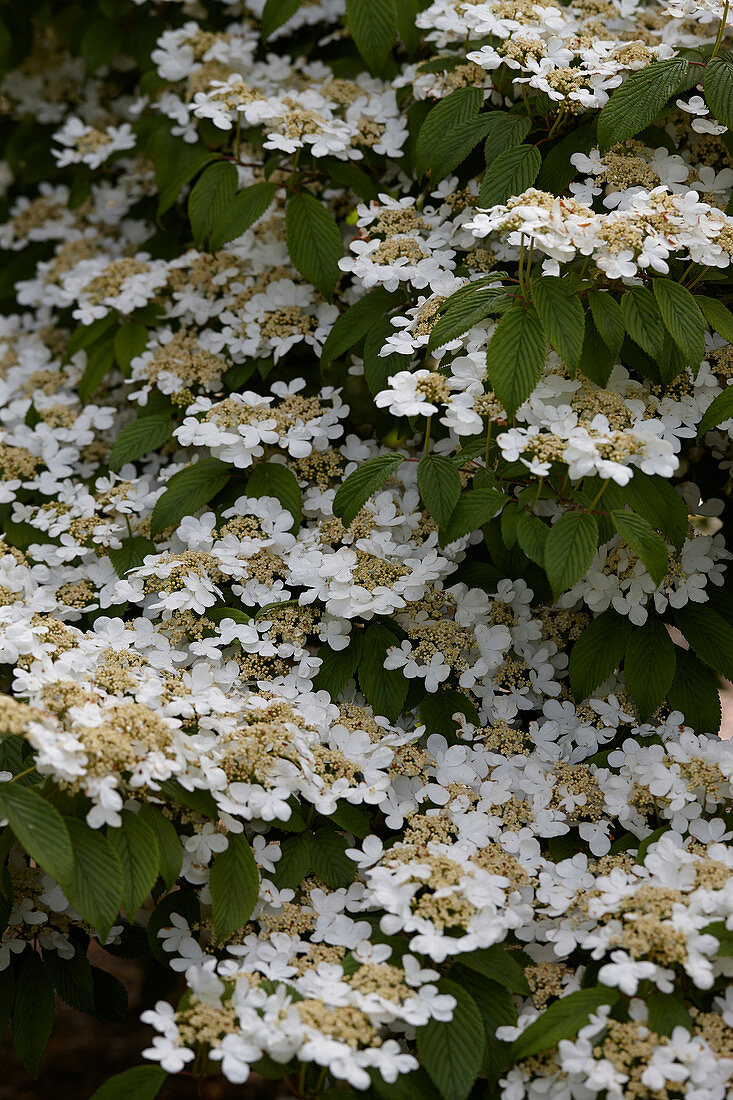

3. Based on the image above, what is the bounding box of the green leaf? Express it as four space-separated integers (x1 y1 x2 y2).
158 778 219 819
109 415 173 472
417 980 485 1100
150 458 231 536
702 919 733 955
419 689 479 735
674 603 733 682
364 318 402 396
12 951 54 1077
155 142 218 217
0 784 73 883
531 275 584 369
483 113 532 163
0 964 14 1042
426 113 500 182
274 834 314 890
209 182 278 251
359 621 408 722
108 537 156 578
285 192 342 298
597 59 689 148
246 462 301 533
310 829 356 888
537 119 597 195
261 0 302 39
544 511 599 598
209 832 259 942
477 144 541 208
346 0 397 72
418 455 461 526
653 278 705 369
62 314 117 364
703 55 733 129
313 635 364 698
65 819 124 940
441 487 506 543
42 941 95 1014
79 340 115 403
146 888 199 965
624 620 676 720
587 291 624 359
321 287 396 364
114 323 147 374
137 805 183 890
333 453 404 527
622 474 688 551
90 1066 168 1100
427 282 510 351
569 609 633 700
459 945 530 994
510 987 620 1061
486 305 546 418
621 286 664 357
612 509 669 586
515 508 549 567
188 161 237 247
697 385 733 439
647 992 693 1037
579 313 616 387
415 87 482 176
697 294 733 343
108 810 160 918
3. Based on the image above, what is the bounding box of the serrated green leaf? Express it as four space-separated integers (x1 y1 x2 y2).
209 832 259 942
441 487 506 543
569 609 632 700
0 784 73 883
531 275 584 369
285 192 342 298
114 323 147 374
261 0 301 39
622 474 688 551
312 634 364 698
612 509 669 586
624 620 676 720
419 689 479 735
418 455 461 525
597 59 689 148
42 940 95 1014
704 55 733 129
544 511 599 598
674 603 733 682
108 537 156 578
273 834 314 890
417 980 485 1100
62 314 117 364
653 278 705 369
79 340 115 403
310 829 356 888
359 621 408 722
333 453 404 527
188 161 237 247
90 1066 168 1100
459 945 530 994
478 143 541 207
137 805 183 890
647 992 694 1037
483 113 532 163
697 385 733 438
415 87 482 177
109 415 173 472
622 287 664 357
515 508 549 567
12 950 54 1077
209 181 277 251
668 648 722 734
486 305 546 418
65 819 124 940
346 0 397 72
697 294 733 343
427 283 509 351
587 291 624 358
246 462 301 533
579 313 616 386
108 810 160 918
150 458 231 536
510 987 620 1061
321 287 396 365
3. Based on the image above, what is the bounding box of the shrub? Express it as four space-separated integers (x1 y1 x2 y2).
2 1 733 1097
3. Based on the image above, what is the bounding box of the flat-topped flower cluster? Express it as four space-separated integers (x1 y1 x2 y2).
2 0 733 1097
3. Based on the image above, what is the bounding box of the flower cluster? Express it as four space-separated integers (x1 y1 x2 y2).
1 0 733 1097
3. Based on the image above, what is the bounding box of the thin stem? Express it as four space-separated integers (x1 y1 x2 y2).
10 766 36 784
424 416 432 457
532 475 544 505
712 0 730 57
485 416 493 467
234 113 241 161
588 480 609 511
517 234 526 294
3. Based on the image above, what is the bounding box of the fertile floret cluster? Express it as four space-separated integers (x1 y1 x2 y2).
2 0 733 1097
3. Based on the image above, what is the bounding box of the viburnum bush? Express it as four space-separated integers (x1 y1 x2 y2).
5 0 733 1097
